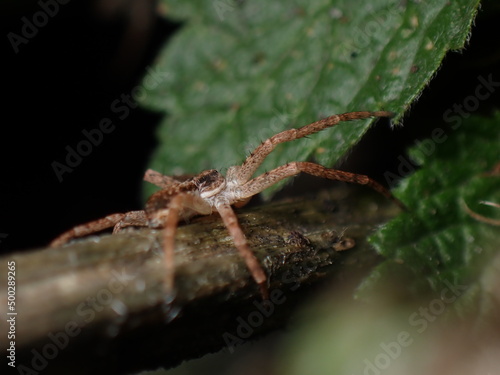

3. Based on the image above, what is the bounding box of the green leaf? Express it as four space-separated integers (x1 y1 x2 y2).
141 0 479 197
364 113 500 296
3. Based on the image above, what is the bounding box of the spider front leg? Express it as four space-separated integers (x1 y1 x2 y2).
216 204 269 299
238 161 406 210
149 195 184 294
144 169 180 189
236 111 393 184
145 190 213 295
50 210 147 247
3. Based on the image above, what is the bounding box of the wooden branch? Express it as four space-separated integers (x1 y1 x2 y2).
1 187 400 375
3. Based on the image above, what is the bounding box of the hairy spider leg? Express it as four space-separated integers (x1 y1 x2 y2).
49 211 148 247
149 195 270 298
144 169 181 189
155 194 185 294
238 162 407 211
216 204 269 299
112 211 148 232
236 111 393 184
462 200 500 226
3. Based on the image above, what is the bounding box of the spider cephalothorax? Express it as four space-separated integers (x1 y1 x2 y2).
51 111 405 299
195 169 226 197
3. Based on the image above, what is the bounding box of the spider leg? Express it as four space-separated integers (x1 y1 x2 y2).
462 200 500 226
147 192 213 295
238 161 407 211
50 213 127 247
236 111 393 184
144 169 180 189
216 204 269 299
50 210 149 247
112 210 148 233
148 194 188 295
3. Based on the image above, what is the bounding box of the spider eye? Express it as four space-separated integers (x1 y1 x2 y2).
197 170 226 198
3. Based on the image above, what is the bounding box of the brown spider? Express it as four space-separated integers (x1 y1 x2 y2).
50 111 405 299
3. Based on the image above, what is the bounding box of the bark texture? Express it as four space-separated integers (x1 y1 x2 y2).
1 187 400 374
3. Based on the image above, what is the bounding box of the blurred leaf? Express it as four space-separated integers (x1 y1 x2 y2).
275 295 431 375
362 113 500 297
276 252 500 375
140 0 479 197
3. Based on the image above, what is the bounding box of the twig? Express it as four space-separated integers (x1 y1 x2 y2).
1 187 400 374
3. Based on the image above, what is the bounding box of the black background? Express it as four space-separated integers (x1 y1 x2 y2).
2 1 178 251
1 0 499 253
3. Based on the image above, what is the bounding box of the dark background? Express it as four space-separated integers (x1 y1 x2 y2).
1 0 499 253
1 0 177 251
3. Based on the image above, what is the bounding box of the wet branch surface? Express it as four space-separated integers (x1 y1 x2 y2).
1 187 400 375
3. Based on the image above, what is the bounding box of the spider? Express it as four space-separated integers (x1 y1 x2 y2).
50 111 405 299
